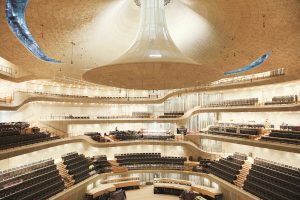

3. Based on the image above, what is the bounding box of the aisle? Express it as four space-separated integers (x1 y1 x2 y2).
125 185 179 200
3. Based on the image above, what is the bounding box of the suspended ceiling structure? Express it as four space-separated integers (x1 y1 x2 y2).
0 0 299 90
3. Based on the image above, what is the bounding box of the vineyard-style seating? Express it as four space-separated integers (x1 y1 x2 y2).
65 115 90 119
132 112 152 118
0 122 29 131
206 98 258 107
0 159 64 200
279 125 300 131
91 155 111 173
158 112 184 118
142 134 174 140
192 159 212 173
260 136 300 145
209 153 247 183
62 152 94 184
243 158 300 200
208 126 260 139
261 130 300 144
0 122 59 150
85 133 111 142
31 90 151 100
260 130 300 145
115 153 186 170
110 130 174 141
110 130 142 141
85 187 126 200
265 95 297 105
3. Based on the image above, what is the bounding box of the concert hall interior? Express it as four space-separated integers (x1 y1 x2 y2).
0 0 299 200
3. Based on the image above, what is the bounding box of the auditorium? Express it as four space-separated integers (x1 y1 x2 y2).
0 0 299 200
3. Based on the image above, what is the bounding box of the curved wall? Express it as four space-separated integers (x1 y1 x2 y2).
0 137 218 171
186 134 300 167
48 170 259 200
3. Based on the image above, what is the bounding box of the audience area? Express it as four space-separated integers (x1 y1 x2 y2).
158 112 184 118
115 153 186 170
30 91 154 100
0 159 64 200
192 159 212 173
260 129 300 145
1 148 299 200
264 95 298 105
206 98 258 107
243 157 300 200
109 130 175 141
208 153 247 184
208 126 260 139
85 132 111 142
0 122 59 150
61 152 95 184
91 155 112 174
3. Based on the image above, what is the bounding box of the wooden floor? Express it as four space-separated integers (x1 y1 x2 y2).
125 185 179 200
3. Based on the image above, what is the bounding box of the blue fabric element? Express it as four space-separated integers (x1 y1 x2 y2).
5 0 61 63
224 51 272 75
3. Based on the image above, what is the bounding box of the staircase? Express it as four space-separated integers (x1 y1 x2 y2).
56 162 75 188
109 160 128 173
234 157 253 188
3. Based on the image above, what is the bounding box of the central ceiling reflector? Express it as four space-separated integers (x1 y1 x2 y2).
83 0 222 90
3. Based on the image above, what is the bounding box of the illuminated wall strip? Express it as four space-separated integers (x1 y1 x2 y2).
224 51 272 75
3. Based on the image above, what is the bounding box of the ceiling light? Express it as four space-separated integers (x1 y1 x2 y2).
83 0 222 90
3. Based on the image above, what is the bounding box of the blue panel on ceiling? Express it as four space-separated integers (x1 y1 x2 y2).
224 51 272 75
5 0 61 63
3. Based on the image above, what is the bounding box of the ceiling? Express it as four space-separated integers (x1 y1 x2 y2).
0 0 299 89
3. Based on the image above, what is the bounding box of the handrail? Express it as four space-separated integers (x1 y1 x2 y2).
0 65 13 76
38 101 300 121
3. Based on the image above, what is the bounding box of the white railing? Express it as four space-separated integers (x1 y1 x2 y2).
0 65 13 76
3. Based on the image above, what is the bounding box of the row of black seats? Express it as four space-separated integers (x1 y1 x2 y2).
117 157 185 165
225 128 259 136
206 98 258 107
264 95 297 105
0 122 59 150
0 159 64 200
259 130 300 145
115 152 161 159
65 115 90 119
209 153 246 184
0 122 29 131
0 159 54 181
279 125 300 131
143 135 174 140
158 112 184 118
132 112 152 118
154 187 183 196
243 157 300 200
62 152 94 183
192 159 212 173
0 133 59 150
91 155 112 173
115 133 141 140
90 135 110 142
254 158 300 178
208 126 260 139
112 131 174 141
208 130 252 139
85 189 127 200
260 136 300 145
115 153 186 169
